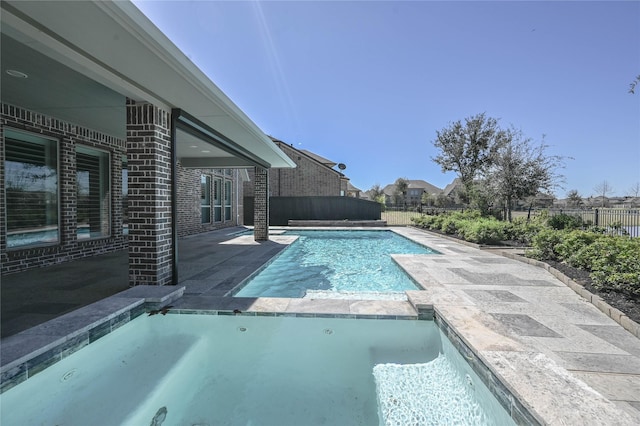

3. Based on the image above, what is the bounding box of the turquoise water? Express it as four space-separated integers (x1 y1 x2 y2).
234 230 437 298
0 315 514 426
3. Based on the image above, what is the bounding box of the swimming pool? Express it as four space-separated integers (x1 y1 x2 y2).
0 314 513 426
233 230 437 298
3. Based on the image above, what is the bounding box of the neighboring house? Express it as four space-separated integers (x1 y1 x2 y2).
346 182 363 198
442 178 463 199
513 193 555 209
382 180 443 207
1 1 294 283
244 138 350 197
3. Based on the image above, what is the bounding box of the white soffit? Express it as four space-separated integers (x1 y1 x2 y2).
1 0 295 169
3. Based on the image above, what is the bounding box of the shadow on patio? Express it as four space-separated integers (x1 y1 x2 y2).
1 227 289 338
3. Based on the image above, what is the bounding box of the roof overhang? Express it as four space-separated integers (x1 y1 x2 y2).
0 0 295 169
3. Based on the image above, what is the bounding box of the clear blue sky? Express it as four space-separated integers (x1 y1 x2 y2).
134 0 640 198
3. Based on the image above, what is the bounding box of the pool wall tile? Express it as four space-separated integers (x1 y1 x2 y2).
89 321 112 343
434 311 541 426
110 311 131 332
1 287 185 394
0 364 27 393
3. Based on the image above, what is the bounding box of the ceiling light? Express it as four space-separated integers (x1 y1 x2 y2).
201 150 210 153
6 69 28 78
189 145 198 148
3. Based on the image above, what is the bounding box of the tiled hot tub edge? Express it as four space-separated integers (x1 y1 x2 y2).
0 286 185 394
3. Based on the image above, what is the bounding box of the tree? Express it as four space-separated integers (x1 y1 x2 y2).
434 193 453 208
485 130 567 221
566 189 583 207
432 113 508 198
593 180 614 206
421 192 433 207
627 182 640 198
393 177 409 207
629 75 640 94
367 184 386 209
368 184 384 199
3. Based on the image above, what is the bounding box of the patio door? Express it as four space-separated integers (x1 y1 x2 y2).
214 177 222 222
224 179 232 221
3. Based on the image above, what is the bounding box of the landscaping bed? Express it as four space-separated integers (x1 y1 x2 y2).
546 259 640 324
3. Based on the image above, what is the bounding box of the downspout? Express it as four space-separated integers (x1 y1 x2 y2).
236 169 240 226
170 109 179 285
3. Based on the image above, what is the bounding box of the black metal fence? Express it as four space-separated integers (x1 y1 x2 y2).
548 208 640 238
244 196 382 226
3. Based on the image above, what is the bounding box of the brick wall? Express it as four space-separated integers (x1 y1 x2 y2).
1 103 127 274
176 164 244 237
244 143 343 197
126 101 174 286
253 167 269 240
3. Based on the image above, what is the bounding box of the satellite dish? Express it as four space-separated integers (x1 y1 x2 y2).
338 163 346 170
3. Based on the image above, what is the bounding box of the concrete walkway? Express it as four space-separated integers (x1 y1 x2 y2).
1 226 639 424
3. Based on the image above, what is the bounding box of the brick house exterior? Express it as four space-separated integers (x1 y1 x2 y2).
1 1 294 282
1 102 249 275
244 138 350 197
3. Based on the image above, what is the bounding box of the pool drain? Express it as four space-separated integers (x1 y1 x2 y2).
323 328 333 335
60 369 77 382
237 326 247 332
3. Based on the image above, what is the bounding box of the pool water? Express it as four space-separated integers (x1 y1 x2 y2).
234 230 437 297
0 315 514 426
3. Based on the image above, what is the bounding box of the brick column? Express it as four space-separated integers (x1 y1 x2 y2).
254 166 269 241
126 100 174 286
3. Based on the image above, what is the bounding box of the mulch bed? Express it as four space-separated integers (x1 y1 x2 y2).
544 259 640 324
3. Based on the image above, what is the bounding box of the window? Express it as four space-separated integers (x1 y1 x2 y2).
201 175 211 223
224 179 232 221
4 129 59 248
76 146 110 240
214 177 222 222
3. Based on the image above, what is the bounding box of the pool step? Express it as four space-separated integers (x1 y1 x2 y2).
303 290 408 301
288 220 387 227
373 357 493 425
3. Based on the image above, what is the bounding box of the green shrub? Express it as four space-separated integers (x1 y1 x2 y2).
547 213 583 230
459 219 508 244
506 217 545 245
440 217 459 234
587 237 640 297
525 228 565 261
554 230 600 269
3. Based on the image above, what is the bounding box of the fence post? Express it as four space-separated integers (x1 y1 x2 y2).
594 208 599 227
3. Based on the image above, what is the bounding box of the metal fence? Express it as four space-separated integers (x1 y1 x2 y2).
548 208 640 238
382 206 640 237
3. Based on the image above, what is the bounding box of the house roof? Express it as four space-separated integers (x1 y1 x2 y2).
382 180 443 196
0 0 295 169
271 138 347 179
442 178 462 196
299 150 337 168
